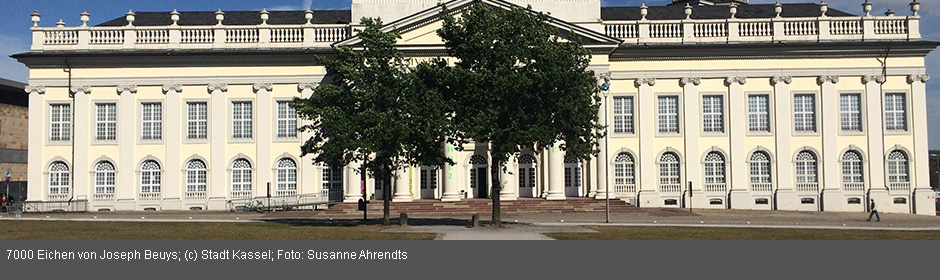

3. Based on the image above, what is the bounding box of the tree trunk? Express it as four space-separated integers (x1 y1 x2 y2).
383 167 391 226
491 151 502 227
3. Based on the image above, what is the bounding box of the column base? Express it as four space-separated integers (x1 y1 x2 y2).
441 193 462 201
593 190 617 200
774 189 798 211
913 187 936 215
343 195 363 203
545 191 566 200
499 192 518 201
392 195 413 202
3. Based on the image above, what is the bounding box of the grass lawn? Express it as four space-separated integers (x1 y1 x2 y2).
0 220 437 240
546 226 940 240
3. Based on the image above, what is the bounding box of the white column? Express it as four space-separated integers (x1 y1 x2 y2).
727 76 748 209
297 83 317 196
344 159 362 203
71 85 91 201
500 159 517 201
441 144 461 201
681 77 702 207
636 78 659 206
208 83 227 208
546 144 566 200
819 75 842 211
117 85 137 207
908 74 935 215
772 76 796 210
863 75 887 212
163 84 183 207
393 166 413 202
253 83 272 200
25 86 44 202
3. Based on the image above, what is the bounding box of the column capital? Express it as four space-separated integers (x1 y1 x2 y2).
816 75 840 85
297 82 318 92
25 85 46 95
724 76 746 86
162 84 183 94
907 74 930 84
679 77 701 87
862 75 886 84
116 84 137 95
252 82 273 93
207 83 228 94
634 77 655 88
70 85 91 95
770 75 792 85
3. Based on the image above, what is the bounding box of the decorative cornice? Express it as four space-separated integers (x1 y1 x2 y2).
116 84 138 95
862 75 886 84
724 76 746 86
679 77 701 87
907 74 930 84
207 83 228 94
162 84 183 94
770 76 792 86
817 75 840 85
634 78 656 88
297 82 318 92
25 85 46 95
70 85 91 95
252 82 273 93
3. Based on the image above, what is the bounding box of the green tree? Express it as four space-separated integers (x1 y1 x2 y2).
292 18 452 226
436 1 604 226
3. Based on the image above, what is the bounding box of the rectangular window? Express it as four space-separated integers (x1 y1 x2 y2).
187 102 208 139
701 95 723 133
277 101 297 138
885 93 906 131
50 104 71 141
141 103 163 140
232 101 252 139
840 94 862 131
748 95 770 132
657 96 679 134
96 103 117 141
793 94 816 132
612 96 634 134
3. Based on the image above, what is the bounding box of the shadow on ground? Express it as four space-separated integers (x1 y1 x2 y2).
259 218 523 228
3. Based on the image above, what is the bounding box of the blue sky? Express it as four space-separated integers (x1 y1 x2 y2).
1 0 938 148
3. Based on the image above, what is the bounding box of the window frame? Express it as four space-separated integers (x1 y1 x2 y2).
47 102 72 145
139 101 164 144
184 100 209 143
838 92 865 135
700 94 726 136
93 102 118 143
792 91 820 136
229 100 255 142
746 93 774 135
883 91 911 135
703 151 727 185
94 161 116 195
139 160 162 194
185 159 208 193
794 150 819 184
231 158 252 193
276 158 298 192
611 95 637 137
274 99 300 142
655 94 682 137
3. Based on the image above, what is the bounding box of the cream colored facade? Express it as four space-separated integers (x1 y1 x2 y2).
17 0 937 214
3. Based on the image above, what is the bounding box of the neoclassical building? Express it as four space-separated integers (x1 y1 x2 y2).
15 0 937 214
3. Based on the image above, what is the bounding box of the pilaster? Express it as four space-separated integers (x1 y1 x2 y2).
253 83 273 200
862 75 886 211
162 84 183 208
681 77 703 207
635 78 659 206
393 166 413 202
726 76 749 209
208 83 228 209
772 76 797 210
25 86 44 202
70 85 91 201
297 83 317 196
344 159 363 203
441 143 461 201
546 144 566 200
908 74 935 215
595 74 614 200
818 75 843 211
117 85 137 206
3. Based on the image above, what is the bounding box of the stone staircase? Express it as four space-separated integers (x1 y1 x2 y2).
320 197 637 214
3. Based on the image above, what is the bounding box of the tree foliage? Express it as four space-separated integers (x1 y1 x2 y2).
436 0 604 226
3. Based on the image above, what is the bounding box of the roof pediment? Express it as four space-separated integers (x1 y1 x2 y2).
334 0 621 51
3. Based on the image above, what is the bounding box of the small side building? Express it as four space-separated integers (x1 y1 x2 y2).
0 77 28 202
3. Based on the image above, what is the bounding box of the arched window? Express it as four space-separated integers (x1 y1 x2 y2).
887 150 909 183
48 161 70 199
140 160 162 198
186 159 207 194
277 158 297 195
518 154 537 197
704 152 726 184
749 151 772 192
613 152 636 194
231 159 252 198
841 151 863 183
658 152 681 193
94 161 115 195
795 151 818 192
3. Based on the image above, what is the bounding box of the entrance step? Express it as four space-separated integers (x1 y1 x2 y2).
320 197 637 214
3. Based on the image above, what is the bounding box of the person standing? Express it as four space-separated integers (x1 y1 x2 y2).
867 199 880 222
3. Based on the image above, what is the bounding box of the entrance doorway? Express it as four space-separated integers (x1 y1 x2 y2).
373 177 387 200
420 166 438 199
468 155 488 198
518 154 537 198
564 155 582 197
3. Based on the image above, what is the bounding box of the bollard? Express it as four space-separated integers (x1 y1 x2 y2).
471 213 480 228
399 213 408 226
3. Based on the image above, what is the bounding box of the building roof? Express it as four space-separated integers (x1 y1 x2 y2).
0 78 27 108
95 3 854 26
97 10 352 26
601 3 855 20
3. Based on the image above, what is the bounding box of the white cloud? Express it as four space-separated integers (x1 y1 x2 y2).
268 5 300 11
